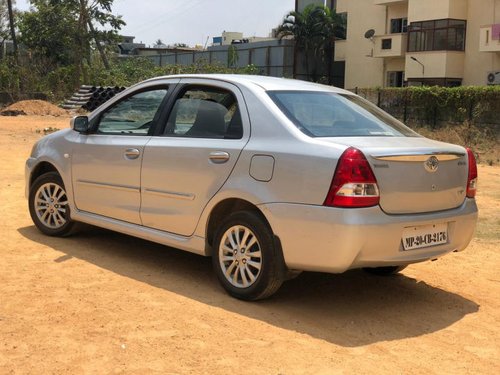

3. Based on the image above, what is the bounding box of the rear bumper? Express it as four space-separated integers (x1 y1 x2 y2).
259 199 478 273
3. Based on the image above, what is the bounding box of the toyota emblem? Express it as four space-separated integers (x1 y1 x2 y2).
424 156 439 172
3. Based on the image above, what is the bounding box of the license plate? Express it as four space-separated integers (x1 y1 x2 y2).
402 223 448 251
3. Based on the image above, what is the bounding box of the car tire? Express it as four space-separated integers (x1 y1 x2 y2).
363 266 407 276
212 211 285 301
29 171 75 237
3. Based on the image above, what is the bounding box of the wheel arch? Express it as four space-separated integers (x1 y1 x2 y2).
205 198 273 251
29 161 61 188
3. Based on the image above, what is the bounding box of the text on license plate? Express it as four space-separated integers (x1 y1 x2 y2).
402 223 448 251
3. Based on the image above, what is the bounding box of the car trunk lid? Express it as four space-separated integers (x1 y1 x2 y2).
320 137 469 214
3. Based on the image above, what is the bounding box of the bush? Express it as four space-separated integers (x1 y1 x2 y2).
0 56 259 102
354 86 500 165
356 86 500 127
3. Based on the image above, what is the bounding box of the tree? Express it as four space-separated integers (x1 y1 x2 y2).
0 0 11 42
6 0 17 60
276 5 320 80
18 0 124 83
276 4 345 82
227 45 238 68
19 1 77 66
154 38 164 47
322 7 346 85
82 0 125 69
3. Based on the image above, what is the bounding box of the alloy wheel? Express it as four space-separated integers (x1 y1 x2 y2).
219 225 262 288
34 182 68 229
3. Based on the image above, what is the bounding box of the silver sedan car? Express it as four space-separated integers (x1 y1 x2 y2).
26 75 478 300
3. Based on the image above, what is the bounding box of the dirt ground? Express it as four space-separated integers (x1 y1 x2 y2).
1 100 67 117
0 115 499 374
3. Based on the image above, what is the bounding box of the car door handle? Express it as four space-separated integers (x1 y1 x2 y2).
209 151 230 164
124 148 141 160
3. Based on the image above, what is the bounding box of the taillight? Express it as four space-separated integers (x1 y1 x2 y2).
466 148 477 198
324 147 380 208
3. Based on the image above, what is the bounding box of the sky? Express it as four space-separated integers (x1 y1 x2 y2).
15 0 295 47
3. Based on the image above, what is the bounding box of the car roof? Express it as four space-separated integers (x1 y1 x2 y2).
144 74 352 94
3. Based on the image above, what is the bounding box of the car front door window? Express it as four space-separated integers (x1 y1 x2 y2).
97 89 168 135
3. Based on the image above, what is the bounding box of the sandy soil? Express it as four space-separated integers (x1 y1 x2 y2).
0 115 499 374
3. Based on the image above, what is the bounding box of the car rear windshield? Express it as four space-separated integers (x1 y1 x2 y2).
268 91 419 137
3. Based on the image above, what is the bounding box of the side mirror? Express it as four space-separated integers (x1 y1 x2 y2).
70 116 90 133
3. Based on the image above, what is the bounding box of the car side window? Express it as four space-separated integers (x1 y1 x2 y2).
96 88 168 135
165 86 243 139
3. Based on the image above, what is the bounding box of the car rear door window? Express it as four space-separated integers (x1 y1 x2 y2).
269 91 418 137
165 86 243 139
96 88 168 135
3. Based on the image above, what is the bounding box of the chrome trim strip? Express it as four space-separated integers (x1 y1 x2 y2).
77 180 140 193
371 152 464 162
143 188 195 201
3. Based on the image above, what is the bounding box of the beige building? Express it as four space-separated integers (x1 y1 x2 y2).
334 0 500 88
212 31 276 46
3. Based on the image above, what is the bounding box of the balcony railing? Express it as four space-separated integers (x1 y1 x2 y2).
373 33 407 58
479 24 500 52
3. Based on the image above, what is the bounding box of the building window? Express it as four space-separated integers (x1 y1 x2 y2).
387 71 404 87
408 19 466 52
390 18 408 33
381 39 392 50
336 12 348 40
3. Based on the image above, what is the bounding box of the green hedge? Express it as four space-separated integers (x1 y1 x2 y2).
354 86 500 128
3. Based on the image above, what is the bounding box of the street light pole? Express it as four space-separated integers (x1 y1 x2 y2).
411 56 425 76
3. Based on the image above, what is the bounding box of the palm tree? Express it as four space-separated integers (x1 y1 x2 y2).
322 7 347 85
154 39 164 47
276 4 345 83
276 5 323 80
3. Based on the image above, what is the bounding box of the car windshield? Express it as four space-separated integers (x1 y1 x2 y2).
268 91 419 137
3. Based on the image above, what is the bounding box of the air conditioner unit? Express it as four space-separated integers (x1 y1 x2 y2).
486 71 500 85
